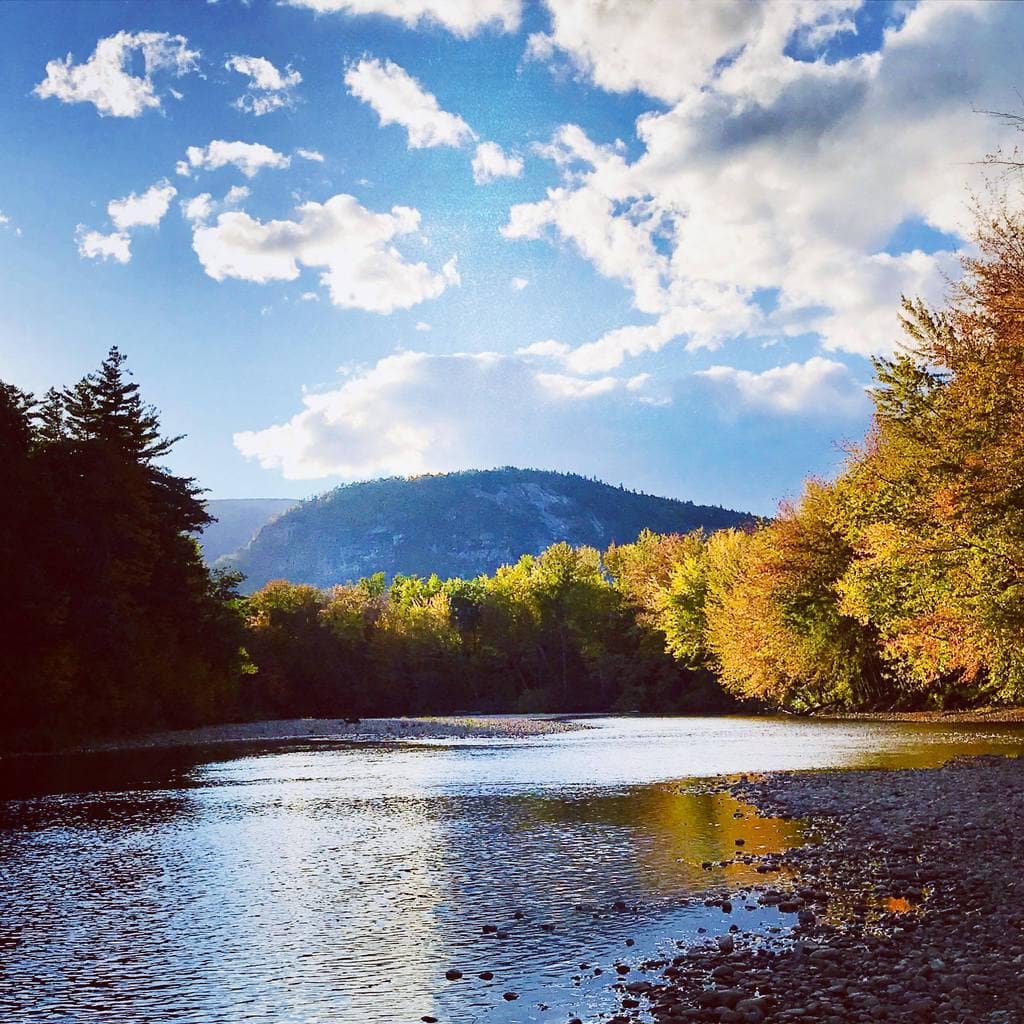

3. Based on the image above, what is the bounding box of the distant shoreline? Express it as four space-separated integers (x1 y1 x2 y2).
13 707 1024 758
53 714 586 756
810 707 1024 724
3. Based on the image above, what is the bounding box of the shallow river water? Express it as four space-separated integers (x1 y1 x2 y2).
2 716 1023 1023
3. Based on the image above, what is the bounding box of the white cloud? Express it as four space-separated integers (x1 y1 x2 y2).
233 349 631 480
181 193 215 223
78 180 177 263
108 182 177 230
510 276 529 291
0 211 21 237
180 186 250 224
300 291 320 301
505 2 1023 367
527 1 857 105
182 140 292 178
535 372 618 399
191 192 460 313
502 125 673 316
76 227 131 263
562 314 686 374
344 58 475 149
233 347 867 499
282 0 520 36
226 54 302 115
35 30 198 117
296 148 325 162
697 357 866 417
472 141 524 183
538 295 757 374
517 339 569 358
415 320 431 331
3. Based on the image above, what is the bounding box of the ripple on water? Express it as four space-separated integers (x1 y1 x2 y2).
2 716 1023 1022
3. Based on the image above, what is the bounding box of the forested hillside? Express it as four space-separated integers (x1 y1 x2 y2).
221 468 751 591
7 196 1024 749
236 197 1024 718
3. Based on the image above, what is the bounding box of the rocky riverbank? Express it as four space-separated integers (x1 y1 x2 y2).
612 755 1024 1024
817 707 1024 724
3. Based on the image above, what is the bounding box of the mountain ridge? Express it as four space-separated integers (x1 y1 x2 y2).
219 467 754 592
199 498 300 564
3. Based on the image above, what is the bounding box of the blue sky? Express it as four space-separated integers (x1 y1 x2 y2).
1 0 1021 514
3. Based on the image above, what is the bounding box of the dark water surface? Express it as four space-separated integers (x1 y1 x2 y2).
2 716 1023 1023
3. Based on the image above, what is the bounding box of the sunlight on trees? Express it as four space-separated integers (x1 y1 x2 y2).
7 190 1024 743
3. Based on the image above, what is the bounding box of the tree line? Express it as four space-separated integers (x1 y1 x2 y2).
0 351 728 749
0 348 246 746
240 545 729 720
5 197 1024 747
624 199 1024 711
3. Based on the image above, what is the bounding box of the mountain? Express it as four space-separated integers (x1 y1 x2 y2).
199 498 300 564
219 468 754 592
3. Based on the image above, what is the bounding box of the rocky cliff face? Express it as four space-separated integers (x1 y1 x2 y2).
219 468 753 591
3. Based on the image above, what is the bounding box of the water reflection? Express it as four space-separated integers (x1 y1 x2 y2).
1 716 1023 1023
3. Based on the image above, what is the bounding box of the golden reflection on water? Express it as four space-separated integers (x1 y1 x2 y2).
512 782 804 893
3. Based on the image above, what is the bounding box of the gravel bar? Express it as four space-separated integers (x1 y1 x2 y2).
67 714 585 754
612 755 1024 1024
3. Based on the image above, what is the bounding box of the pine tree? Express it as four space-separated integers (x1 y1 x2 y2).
2 348 243 747
35 388 68 445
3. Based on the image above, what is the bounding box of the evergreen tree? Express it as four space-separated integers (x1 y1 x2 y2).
1 348 243 747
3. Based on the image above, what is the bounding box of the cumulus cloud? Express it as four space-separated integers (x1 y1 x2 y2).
282 0 520 36
181 193 215 224
505 2 1022 368
226 54 302 115
233 349 633 480
108 182 177 230
181 140 292 178
232 349 868 513
35 30 198 117
535 372 618 399
296 147 325 162
527 0 857 105
511 276 529 291
191 193 460 313
76 227 131 264
517 339 569 358
344 58 475 149
472 141 524 183
180 185 250 224
697 357 867 417
77 180 176 263
558 313 689 374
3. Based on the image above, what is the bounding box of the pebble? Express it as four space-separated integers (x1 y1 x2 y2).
608 755 1024 1024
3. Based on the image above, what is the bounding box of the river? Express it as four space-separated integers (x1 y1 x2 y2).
2 716 1023 1023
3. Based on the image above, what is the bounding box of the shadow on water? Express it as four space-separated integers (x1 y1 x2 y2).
0 740 318 802
1 716 1023 1023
